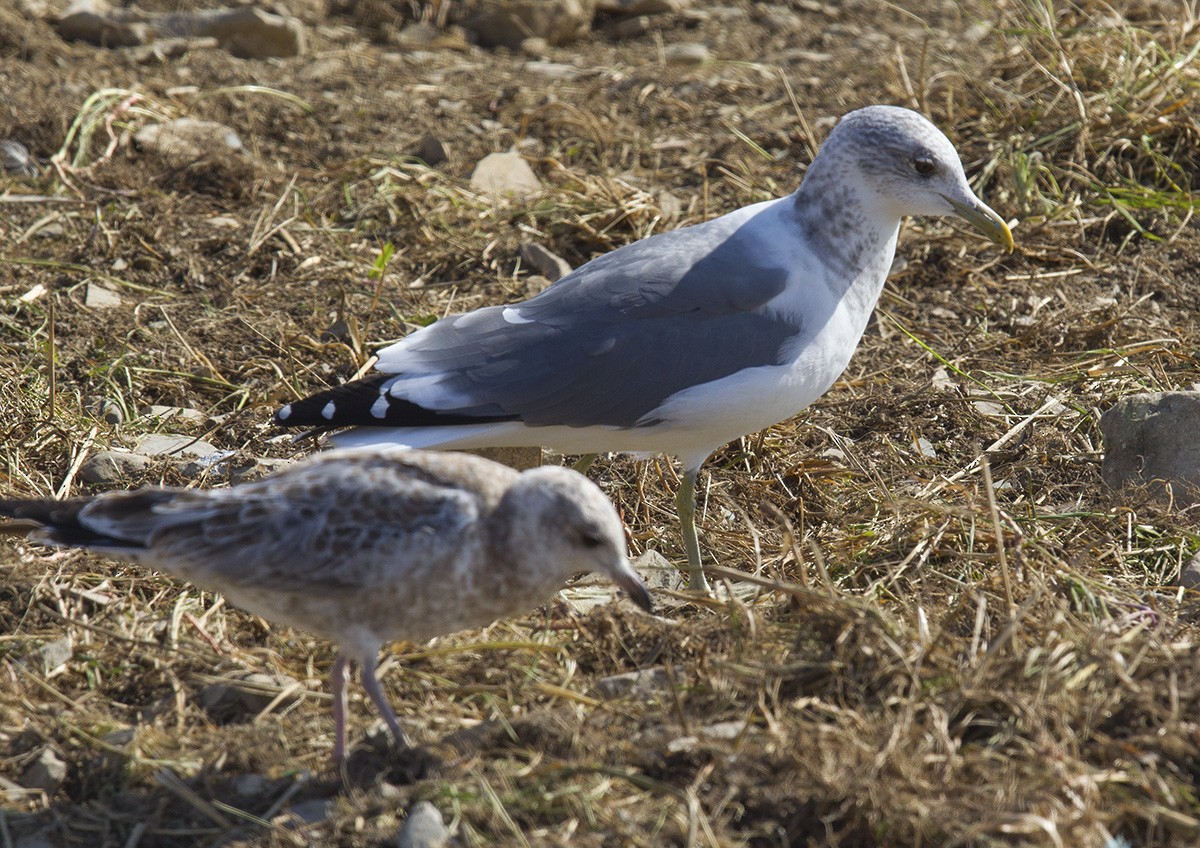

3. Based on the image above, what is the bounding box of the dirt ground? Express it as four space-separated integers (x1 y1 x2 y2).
2 0 1199 845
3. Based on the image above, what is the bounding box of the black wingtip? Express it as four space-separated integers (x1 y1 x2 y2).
274 373 520 431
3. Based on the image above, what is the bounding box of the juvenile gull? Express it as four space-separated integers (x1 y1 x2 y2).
0 448 651 761
274 105 1014 592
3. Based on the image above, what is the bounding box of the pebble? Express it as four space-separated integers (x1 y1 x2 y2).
134 433 220 459
663 42 710 65
134 118 243 166
1101 392 1200 506
414 133 449 166
80 450 149 484
470 151 541 198
1 139 39 177
20 748 68 796
36 637 73 675
519 242 572 281
199 671 302 720
83 283 121 309
1177 550 1200 591
590 666 673 700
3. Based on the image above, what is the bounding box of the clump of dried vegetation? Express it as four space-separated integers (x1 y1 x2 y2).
2 0 1199 845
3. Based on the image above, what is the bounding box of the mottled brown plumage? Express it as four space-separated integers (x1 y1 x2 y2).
0 448 651 761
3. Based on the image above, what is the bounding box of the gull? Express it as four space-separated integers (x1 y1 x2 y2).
0 448 651 761
273 105 1013 592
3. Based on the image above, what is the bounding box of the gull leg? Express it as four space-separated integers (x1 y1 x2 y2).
572 453 597 474
360 656 412 750
330 653 351 762
676 467 708 592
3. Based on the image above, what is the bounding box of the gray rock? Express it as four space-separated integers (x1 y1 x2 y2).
1 139 39 177
144 404 206 423
234 774 270 796
286 797 332 826
520 36 548 57
20 748 67 796
397 801 450 848
134 433 220 458
84 283 121 309
1176 550 1200 590
590 666 673 700
90 397 125 425
663 42 710 65
414 133 449 166
522 60 581 80
470 151 541 198
605 15 650 38
519 242 572 281
597 0 680 13
699 720 743 740
633 550 683 591
81 450 149 484
1101 392 1200 506
37 637 73 674
200 671 302 720
465 0 595 49
153 6 306 59
134 118 242 167
55 0 150 47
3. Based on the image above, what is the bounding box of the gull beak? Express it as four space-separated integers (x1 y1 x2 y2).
941 193 1014 253
611 557 653 613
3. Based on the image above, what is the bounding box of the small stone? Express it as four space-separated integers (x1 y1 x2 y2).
596 0 679 13
144 405 206 423
1 139 38 177
414 133 449 166
83 282 121 308
606 15 649 38
154 6 307 59
200 671 302 721
90 397 124 425
20 748 67 796
36 636 73 674
655 189 683 220
134 118 243 167
397 800 450 848
663 42 710 65
519 243 572 281
80 450 149 484
285 797 332 826
632 550 682 591
522 60 580 80
135 433 220 459
1101 392 1200 506
234 774 270 796
1177 550 1200 591
590 666 672 700
466 0 595 50
700 720 743 740
470 151 541 198
519 36 548 57
55 0 150 47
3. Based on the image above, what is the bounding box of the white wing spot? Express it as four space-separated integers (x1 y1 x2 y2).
277 404 292 420
502 307 535 325
321 401 336 420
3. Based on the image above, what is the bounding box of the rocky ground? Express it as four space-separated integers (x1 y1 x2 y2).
1 1 1199 846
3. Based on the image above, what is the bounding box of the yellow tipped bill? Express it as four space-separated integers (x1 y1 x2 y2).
941 193 1014 252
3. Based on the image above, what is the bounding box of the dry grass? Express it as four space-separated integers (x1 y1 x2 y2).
2 0 1200 845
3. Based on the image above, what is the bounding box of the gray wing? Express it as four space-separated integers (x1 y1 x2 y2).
78 453 483 591
377 212 804 428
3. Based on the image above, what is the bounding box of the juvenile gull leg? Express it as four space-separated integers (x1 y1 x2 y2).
677 467 707 591
330 653 352 762
360 654 412 750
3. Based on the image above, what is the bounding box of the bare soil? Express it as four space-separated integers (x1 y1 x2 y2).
2 1 1199 846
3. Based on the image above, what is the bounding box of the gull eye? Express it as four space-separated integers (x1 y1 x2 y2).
913 156 936 177
578 531 605 550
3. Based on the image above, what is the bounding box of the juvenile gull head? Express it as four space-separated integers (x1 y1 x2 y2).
0 448 650 762
272 105 1013 594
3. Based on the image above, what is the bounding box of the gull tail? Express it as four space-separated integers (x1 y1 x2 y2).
0 491 173 550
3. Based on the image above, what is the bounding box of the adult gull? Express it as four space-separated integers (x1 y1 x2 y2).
0 448 651 761
274 105 1013 592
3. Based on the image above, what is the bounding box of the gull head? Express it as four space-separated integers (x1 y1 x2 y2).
503 466 653 612
825 105 1013 251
